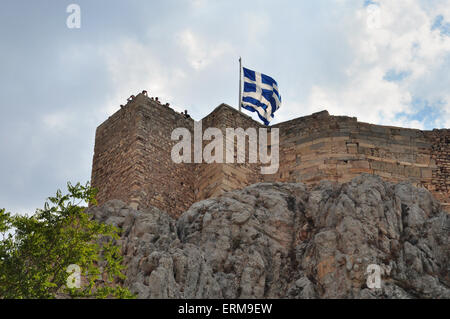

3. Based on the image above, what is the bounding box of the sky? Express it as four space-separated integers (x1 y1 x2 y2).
0 0 449 215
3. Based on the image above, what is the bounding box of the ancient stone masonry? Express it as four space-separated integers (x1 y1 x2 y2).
267 111 449 210
425 129 450 209
92 93 195 218
194 104 265 201
91 93 450 217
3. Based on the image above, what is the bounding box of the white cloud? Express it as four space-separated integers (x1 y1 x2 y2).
439 94 450 128
42 112 70 131
242 11 271 45
98 29 236 121
189 0 206 8
300 0 450 128
99 38 188 116
176 29 234 70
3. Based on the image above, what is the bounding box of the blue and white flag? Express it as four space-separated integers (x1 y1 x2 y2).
241 67 281 125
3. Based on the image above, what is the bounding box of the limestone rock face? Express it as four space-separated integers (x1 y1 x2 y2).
88 174 449 299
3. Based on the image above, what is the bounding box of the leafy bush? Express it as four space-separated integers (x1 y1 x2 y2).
0 182 134 299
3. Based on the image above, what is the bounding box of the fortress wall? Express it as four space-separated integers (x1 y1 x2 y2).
92 98 449 218
353 123 434 185
194 105 264 201
92 94 196 218
270 110 435 185
267 111 361 183
267 110 449 209
425 129 450 208
91 103 142 208
133 96 195 217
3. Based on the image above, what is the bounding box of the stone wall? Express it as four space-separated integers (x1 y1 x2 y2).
194 104 264 201
425 129 450 210
269 111 434 185
91 95 450 217
267 111 449 210
91 100 141 209
92 93 196 218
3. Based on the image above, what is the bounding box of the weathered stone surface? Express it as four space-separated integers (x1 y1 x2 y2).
88 175 449 299
91 93 197 219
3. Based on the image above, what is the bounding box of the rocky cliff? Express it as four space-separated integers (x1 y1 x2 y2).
88 174 449 299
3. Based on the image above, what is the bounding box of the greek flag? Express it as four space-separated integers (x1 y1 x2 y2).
241 67 281 125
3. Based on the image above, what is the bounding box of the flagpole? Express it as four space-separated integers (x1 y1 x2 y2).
239 57 242 112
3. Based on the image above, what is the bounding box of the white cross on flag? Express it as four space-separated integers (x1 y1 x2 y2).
241 66 281 125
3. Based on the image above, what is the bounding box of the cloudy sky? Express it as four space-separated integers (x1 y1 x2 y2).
0 0 449 215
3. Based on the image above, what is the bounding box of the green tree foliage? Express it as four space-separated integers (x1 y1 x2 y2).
0 182 134 299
